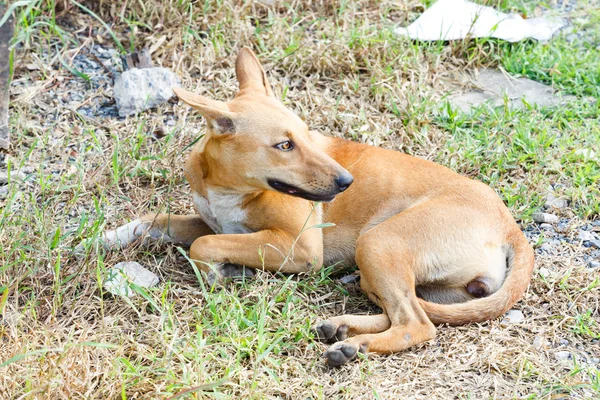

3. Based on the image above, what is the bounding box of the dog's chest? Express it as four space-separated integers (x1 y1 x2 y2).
192 190 251 234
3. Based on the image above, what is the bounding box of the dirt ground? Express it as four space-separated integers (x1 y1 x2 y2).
1 1 599 399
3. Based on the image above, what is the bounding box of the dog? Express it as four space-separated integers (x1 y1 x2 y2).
90 48 535 367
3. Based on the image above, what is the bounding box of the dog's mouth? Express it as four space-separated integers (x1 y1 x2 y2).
267 179 337 202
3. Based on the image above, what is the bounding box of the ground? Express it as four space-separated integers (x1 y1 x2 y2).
1 0 599 399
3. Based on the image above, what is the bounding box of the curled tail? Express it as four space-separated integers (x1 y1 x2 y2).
418 229 535 326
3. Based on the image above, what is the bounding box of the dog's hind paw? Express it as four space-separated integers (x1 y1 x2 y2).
314 320 348 343
323 342 362 367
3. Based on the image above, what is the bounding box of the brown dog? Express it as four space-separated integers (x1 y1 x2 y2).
92 48 535 367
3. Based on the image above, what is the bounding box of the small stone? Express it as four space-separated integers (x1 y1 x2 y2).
532 212 559 224
578 230 596 241
589 260 600 269
539 243 553 253
554 351 572 361
557 221 568 231
338 274 360 285
113 67 180 117
103 261 159 297
544 192 568 209
589 240 600 250
533 336 546 350
540 223 554 230
538 267 551 278
1 311 23 327
502 309 525 324
0 169 25 184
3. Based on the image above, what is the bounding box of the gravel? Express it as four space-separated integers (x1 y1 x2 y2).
523 217 600 270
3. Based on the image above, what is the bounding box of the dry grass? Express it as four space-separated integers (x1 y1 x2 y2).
1 0 599 399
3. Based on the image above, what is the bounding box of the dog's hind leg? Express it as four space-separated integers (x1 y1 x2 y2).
322 210 437 367
322 256 436 366
315 314 391 343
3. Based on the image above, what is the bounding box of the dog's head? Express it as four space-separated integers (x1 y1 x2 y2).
173 48 353 202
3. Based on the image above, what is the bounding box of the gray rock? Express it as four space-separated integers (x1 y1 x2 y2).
113 67 180 117
554 351 572 361
502 309 525 324
588 240 600 249
544 192 568 209
589 260 600 269
447 69 576 114
0 169 25 184
533 335 546 350
338 274 360 285
538 267 551 278
532 212 559 224
539 243 553 253
540 223 554 231
103 261 159 297
578 230 596 241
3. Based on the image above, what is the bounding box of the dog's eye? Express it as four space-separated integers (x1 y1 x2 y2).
274 140 294 151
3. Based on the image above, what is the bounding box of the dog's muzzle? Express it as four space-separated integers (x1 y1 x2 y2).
267 177 352 202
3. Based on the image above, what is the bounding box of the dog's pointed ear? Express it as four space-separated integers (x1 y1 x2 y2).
173 87 237 135
235 47 274 97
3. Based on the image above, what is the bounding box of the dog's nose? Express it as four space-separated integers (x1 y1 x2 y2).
335 172 354 192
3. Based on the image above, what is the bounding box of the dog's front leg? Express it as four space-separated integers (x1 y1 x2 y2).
189 229 322 283
77 214 214 253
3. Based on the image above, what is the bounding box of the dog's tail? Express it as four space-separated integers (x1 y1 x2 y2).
418 229 535 326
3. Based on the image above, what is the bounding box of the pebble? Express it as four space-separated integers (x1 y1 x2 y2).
538 267 551 278
554 351 572 361
589 260 600 269
0 169 25 184
103 261 159 297
540 223 554 230
502 309 525 324
338 274 360 284
533 336 546 350
539 243 553 253
578 230 596 241
532 212 559 224
113 67 180 117
544 192 568 209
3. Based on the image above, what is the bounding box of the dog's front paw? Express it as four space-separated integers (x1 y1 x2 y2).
73 220 151 256
206 263 255 286
323 342 362 368
314 320 348 343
